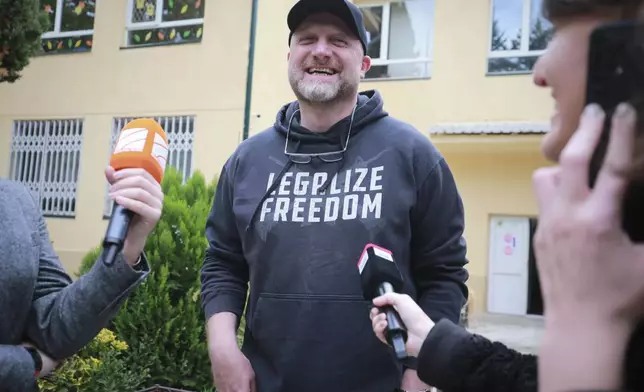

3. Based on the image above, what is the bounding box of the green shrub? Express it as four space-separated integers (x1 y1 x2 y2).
0 0 49 83
77 246 101 277
78 167 246 391
38 329 148 392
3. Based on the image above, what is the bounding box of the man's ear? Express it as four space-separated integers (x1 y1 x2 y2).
360 55 372 78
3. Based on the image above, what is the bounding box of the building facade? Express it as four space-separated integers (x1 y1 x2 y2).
0 0 555 317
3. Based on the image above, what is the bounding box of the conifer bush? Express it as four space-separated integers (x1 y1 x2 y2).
78 167 234 391
0 0 49 83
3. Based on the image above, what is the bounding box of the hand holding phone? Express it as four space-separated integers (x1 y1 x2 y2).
585 21 644 391
586 21 644 242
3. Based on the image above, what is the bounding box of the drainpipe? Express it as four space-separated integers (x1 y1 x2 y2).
242 0 259 141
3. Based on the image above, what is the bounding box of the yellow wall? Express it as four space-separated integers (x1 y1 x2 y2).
0 0 251 272
444 149 551 313
248 0 554 134
1 0 556 314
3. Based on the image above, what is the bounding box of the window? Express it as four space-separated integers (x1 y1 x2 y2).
9 119 84 217
488 0 554 74
358 0 434 80
103 115 196 217
125 0 205 48
41 0 96 54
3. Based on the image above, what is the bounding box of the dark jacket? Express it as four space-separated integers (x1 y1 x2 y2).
0 179 150 392
416 318 644 392
200 90 470 392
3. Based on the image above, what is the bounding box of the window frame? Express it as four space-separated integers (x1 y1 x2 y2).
102 115 196 219
41 0 94 40
486 0 549 75
358 0 435 80
9 118 85 219
124 0 205 45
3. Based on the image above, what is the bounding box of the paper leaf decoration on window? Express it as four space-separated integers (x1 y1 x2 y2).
170 29 176 40
41 34 93 54
181 4 188 14
75 1 85 15
183 30 190 38
196 27 202 38
169 0 174 9
145 31 152 41
136 0 145 9
196 0 201 8
146 3 155 16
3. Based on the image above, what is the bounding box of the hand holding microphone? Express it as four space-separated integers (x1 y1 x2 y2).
370 293 435 358
103 118 167 267
358 244 410 360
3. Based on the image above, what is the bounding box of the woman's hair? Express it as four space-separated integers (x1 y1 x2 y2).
542 0 644 180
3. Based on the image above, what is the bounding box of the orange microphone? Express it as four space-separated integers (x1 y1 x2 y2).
102 118 168 267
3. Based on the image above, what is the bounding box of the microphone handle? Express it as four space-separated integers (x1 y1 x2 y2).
377 282 409 360
102 202 134 267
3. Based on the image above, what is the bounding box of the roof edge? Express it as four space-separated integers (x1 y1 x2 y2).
428 121 550 135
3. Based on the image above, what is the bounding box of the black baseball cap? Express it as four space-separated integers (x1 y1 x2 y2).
287 0 369 54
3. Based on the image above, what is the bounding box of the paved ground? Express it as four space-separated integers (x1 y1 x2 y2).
465 312 545 355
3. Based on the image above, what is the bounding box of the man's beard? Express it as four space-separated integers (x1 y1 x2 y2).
288 70 357 104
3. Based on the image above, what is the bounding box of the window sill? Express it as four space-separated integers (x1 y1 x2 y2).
43 214 76 220
485 70 534 77
119 39 202 50
363 75 432 83
35 49 92 57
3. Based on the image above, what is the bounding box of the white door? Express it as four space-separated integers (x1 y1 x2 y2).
487 216 530 315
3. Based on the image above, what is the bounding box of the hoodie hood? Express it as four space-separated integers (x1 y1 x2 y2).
273 89 388 155
245 90 388 232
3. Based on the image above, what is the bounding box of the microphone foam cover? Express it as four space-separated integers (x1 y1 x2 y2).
358 244 404 301
110 118 169 184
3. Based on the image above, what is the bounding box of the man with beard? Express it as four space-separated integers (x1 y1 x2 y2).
200 1 470 391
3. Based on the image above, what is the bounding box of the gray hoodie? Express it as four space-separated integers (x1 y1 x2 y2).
0 179 149 392
201 90 470 392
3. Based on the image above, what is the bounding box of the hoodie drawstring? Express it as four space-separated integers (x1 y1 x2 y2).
245 139 299 232
311 106 356 193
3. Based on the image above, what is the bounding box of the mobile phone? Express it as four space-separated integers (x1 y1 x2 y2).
586 20 644 243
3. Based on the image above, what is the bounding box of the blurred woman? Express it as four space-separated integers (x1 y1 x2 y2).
370 1 644 391
0 166 163 392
